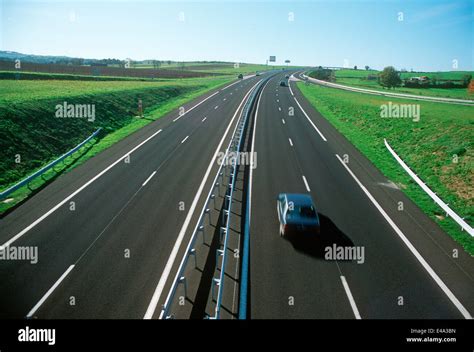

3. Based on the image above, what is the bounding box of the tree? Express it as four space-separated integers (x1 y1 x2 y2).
379 66 401 89
462 74 472 87
365 65 369 71
354 65 358 70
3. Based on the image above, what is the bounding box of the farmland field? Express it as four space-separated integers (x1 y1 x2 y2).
313 68 474 100
297 81 474 254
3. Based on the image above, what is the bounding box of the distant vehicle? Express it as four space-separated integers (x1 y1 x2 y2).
238 74 243 79
285 74 290 79
277 193 320 237
256 72 261 76
279 80 286 87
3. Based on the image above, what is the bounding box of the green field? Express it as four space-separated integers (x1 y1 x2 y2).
0 76 227 103
321 69 474 100
297 82 474 255
133 62 297 75
0 75 232 214
0 71 159 82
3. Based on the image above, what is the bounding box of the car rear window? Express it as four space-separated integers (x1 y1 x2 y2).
288 205 317 218
300 206 316 218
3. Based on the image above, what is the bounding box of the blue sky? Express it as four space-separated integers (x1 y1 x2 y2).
1 0 472 71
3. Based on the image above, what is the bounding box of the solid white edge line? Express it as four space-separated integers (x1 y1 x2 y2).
293 96 327 142
181 136 189 144
144 79 262 319
142 171 157 187
289 83 295 96
26 265 75 318
289 138 293 146
173 90 219 122
1 129 163 249
249 78 271 225
302 175 311 192
340 276 362 319
335 154 472 319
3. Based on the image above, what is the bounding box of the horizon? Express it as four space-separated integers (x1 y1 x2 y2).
1 0 473 71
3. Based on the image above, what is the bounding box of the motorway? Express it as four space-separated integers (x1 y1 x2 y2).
0 74 261 318
249 72 474 319
0 70 473 319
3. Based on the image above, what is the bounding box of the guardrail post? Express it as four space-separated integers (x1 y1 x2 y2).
189 248 197 268
212 277 220 301
178 276 187 298
219 227 226 243
198 224 205 244
211 194 216 208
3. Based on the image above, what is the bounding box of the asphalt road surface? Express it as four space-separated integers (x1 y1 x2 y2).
0 74 262 318
249 71 473 319
1 70 472 320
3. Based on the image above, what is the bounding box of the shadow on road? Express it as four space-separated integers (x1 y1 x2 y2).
284 213 354 260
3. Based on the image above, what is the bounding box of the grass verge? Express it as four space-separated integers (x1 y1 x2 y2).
297 82 473 255
0 76 232 215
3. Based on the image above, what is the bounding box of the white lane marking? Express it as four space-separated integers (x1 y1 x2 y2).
214 105 219 109
340 276 361 319
26 265 75 318
302 175 311 192
172 90 219 122
289 83 295 96
335 154 472 319
202 117 207 122
278 107 282 111
181 135 189 144
239 81 270 312
1 129 163 249
249 77 271 232
289 138 293 146
230 92 233 95
223 98 227 101
221 79 241 91
276 93 278 96
282 118 286 124
142 171 157 187
145 79 262 319
293 96 327 142
277 99 279 103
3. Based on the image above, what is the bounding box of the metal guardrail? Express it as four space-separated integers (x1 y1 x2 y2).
159 78 267 319
0 128 102 200
238 171 251 320
385 138 473 236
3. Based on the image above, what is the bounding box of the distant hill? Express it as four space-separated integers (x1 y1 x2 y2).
0 51 235 67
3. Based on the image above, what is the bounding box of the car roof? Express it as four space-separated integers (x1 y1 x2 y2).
283 193 314 206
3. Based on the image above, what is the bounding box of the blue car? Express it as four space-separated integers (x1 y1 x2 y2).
277 193 320 237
